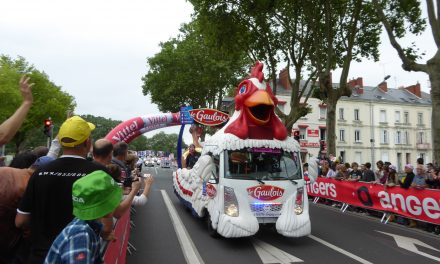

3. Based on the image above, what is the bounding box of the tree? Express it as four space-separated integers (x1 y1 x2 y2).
372 0 440 163
190 0 317 133
0 55 76 153
142 21 249 113
145 132 186 155
304 0 382 156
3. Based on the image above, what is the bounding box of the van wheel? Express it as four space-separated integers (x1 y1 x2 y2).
206 213 219 238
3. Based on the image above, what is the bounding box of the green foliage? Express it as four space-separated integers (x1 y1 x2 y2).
142 21 249 113
144 131 186 155
80 114 121 140
0 55 76 153
129 135 148 151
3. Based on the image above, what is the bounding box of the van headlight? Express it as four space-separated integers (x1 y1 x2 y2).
224 186 239 217
294 187 304 215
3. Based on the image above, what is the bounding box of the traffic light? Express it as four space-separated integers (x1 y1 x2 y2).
43 118 53 137
293 130 300 142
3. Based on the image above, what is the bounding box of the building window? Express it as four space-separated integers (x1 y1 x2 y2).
381 152 389 162
417 113 423 125
299 127 306 140
380 110 387 123
354 130 361 142
355 152 362 164
395 131 402 144
417 131 424 144
339 129 345 142
403 131 409 144
354 109 360 121
381 130 388 144
339 108 344 120
404 111 409 124
320 107 327 119
395 111 401 123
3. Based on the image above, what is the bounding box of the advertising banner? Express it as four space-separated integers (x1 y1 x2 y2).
103 210 130 264
307 129 319 137
180 106 194 124
307 178 440 224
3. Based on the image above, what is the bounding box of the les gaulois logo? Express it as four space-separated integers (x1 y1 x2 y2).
247 185 285 201
189 109 229 126
206 184 217 198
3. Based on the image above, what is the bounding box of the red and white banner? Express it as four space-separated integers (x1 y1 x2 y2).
307 177 440 225
189 108 229 126
307 129 319 137
105 113 180 144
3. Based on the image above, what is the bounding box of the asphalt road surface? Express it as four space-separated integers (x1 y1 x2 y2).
126 165 440 264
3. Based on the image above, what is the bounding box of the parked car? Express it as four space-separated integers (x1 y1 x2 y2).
160 158 171 168
144 157 155 167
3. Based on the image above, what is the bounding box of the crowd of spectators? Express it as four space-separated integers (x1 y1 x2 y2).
310 153 440 233
0 77 155 263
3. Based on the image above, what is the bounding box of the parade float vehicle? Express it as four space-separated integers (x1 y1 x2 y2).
173 62 316 238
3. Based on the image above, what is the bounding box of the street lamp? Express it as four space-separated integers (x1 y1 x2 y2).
370 75 391 169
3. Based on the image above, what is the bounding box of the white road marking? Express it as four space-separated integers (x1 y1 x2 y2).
155 167 158 174
161 190 204 264
377 231 440 262
309 235 373 264
252 238 303 263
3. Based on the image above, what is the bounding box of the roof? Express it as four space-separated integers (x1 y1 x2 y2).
271 78 431 105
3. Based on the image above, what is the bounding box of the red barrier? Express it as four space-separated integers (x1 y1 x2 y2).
104 210 131 264
307 178 440 225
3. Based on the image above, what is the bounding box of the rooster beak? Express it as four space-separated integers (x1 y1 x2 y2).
244 90 274 125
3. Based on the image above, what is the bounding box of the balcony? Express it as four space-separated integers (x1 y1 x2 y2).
416 143 430 150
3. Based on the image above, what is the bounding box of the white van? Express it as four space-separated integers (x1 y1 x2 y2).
173 137 311 238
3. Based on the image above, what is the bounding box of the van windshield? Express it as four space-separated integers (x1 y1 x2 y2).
224 148 302 181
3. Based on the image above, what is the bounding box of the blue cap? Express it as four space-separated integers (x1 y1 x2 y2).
32 156 55 167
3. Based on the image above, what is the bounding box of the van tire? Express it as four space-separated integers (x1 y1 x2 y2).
206 212 220 238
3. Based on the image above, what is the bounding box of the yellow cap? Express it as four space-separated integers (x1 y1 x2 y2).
58 116 95 147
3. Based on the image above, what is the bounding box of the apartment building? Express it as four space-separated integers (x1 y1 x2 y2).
276 75 432 171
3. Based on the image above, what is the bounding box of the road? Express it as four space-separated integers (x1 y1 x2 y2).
126 165 440 264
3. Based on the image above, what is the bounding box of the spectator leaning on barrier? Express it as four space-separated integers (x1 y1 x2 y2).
386 165 398 187
360 162 376 182
44 170 122 264
426 167 440 189
375 160 384 181
412 164 428 189
15 116 108 264
399 164 415 189
348 162 362 182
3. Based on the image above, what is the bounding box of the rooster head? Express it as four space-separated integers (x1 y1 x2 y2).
225 61 287 140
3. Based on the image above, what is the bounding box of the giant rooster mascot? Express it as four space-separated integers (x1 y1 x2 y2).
173 62 317 238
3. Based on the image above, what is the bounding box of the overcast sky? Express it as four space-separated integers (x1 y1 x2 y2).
0 1 436 143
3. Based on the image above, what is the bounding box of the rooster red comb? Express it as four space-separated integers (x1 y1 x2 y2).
250 61 264 83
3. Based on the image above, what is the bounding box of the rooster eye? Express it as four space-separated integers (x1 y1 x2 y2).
239 85 247 94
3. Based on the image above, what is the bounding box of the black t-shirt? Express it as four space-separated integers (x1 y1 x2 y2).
361 169 375 182
399 172 415 189
185 153 200 169
18 156 107 262
349 170 362 179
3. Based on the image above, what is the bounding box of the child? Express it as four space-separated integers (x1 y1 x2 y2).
44 170 122 263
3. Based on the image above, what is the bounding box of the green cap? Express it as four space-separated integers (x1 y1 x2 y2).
72 170 122 220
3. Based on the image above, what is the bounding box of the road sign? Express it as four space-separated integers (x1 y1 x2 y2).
180 106 194 124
